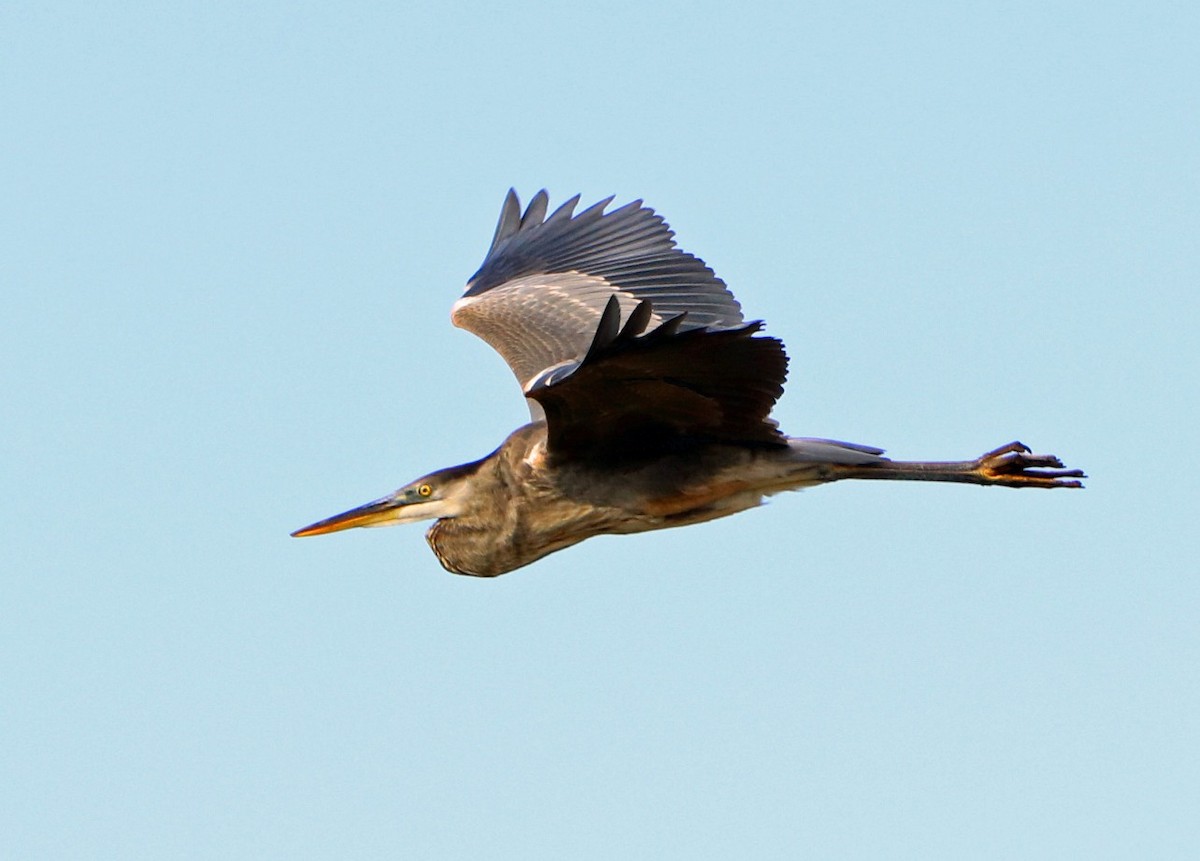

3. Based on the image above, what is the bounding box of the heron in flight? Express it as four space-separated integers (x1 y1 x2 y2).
293 190 1083 577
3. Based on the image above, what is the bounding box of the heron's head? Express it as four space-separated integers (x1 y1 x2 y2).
291 459 485 538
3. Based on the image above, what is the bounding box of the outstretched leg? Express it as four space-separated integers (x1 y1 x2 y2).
832 441 1085 488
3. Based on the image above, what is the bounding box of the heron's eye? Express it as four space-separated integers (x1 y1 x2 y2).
417 483 433 498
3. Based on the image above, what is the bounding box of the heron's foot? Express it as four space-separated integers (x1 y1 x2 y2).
973 441 1086 488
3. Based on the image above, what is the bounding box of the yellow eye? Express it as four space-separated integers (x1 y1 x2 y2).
417 483 433 497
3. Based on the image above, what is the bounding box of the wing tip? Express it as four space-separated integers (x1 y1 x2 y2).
488 189 523 254
521 189 550 228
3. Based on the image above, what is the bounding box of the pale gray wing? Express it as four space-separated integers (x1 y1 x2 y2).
451 190 748 409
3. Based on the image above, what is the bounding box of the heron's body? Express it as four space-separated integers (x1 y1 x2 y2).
420 423 882 576
294 190 1083 577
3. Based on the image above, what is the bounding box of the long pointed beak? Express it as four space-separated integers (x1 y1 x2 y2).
291 495 409 537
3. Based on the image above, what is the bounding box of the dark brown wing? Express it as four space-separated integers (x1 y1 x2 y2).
526 297 788 462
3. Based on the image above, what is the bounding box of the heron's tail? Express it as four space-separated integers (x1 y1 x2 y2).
786 437 886 465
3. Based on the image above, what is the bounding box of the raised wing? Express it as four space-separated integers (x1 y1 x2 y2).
451 190 746 403
526 296 788 462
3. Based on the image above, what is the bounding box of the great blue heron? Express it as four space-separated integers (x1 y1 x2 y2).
293 190 1083 577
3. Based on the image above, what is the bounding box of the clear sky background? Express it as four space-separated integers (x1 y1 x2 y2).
3 2 1197 858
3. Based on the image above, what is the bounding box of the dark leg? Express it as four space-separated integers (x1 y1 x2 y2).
833 441 1085 489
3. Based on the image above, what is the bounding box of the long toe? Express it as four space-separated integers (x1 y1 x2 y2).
975 445 1086 488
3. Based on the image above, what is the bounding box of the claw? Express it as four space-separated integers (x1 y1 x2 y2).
975 441 1086 488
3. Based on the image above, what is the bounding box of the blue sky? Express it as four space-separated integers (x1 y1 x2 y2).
3 2 1197 857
